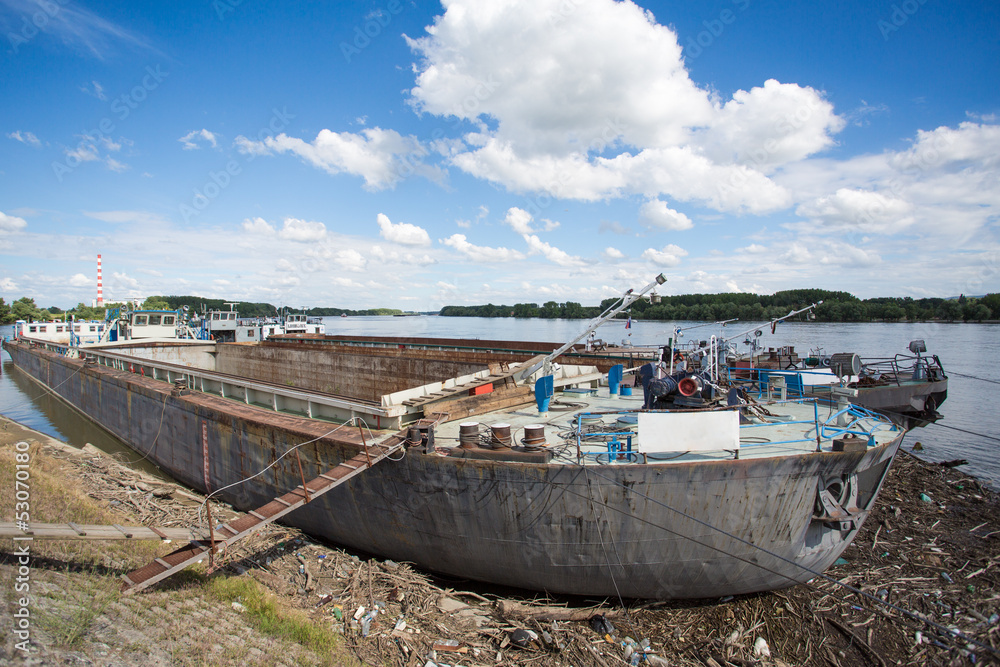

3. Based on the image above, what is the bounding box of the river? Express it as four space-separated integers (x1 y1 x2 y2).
1 318 997 488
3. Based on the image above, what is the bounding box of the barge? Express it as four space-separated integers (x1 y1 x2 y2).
2 278 905 600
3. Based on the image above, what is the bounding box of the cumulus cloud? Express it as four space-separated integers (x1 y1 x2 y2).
179 129 219 150
441 234 526 262
404 0 837 212
69 273 91 286
236 128 446 190
0 211 28 232
7 130 40 146
641 244 688 266
639 199 693 231
376 213 431 246
242 217 276 234
503 207 534 234
603 247 625 260
278 218 327 242
0 277 17 291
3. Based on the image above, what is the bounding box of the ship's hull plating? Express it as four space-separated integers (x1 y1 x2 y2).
4 341 900 599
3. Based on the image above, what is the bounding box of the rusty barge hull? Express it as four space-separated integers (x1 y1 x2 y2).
4 339 900 600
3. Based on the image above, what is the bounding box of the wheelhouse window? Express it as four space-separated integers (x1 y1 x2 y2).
148 315 162 326
134 315 148 326
163 315 175 325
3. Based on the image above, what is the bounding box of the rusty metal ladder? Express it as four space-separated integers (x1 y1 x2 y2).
120 438 404 594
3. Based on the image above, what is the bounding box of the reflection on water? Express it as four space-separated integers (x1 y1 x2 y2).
0 333 168 479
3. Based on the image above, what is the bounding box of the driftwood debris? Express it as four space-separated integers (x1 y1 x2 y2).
20 435 1000 666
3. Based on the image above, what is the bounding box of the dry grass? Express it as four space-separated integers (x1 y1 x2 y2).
0 435 357 665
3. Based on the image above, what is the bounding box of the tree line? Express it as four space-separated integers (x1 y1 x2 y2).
0 295 403 324
439 289 1000 323
4 289 998 326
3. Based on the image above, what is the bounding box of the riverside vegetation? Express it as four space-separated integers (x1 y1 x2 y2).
3 289 998 326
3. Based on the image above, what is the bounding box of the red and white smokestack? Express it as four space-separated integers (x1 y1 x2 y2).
97 254 104 307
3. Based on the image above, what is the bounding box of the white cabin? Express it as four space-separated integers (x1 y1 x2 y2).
284 313 325 335
127 311 178 340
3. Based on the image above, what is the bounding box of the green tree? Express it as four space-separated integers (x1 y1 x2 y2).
0 297 10 324
539 301 560 318
882 303 905 321
965 303 991 322
936 300 963 321
563 301 585 319
11 297 40 321
142 297 172 311
512 303 539 318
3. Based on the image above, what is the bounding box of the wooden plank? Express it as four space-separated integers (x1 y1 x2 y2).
0 523 209 541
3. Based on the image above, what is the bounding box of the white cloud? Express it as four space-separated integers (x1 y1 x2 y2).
641 244 688 266
376 213 431 246
69 273 91 287
278 218 327 242
333 249 367 272
236 128 445 190
503 207 534 234
83 210 167 225
111 271 138 288
795 188 913 234
80 80 106 100
441 234 526 262
603 247 625 260
67 143 100 163
7 130 40 147
105 157 128 172
242 217 276 234
522 234 584 267
404 0 837 212
639 199 693 231
0 211 28 232
179 129 219 150
0 278 17 291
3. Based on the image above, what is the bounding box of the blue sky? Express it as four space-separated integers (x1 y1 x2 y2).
1 0 998 311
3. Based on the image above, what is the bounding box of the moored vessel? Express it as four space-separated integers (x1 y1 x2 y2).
1 276 904 599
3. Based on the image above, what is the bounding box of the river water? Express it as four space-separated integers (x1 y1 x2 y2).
1 318 997 488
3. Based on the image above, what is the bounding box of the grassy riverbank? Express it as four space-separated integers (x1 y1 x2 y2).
0 418 354 666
